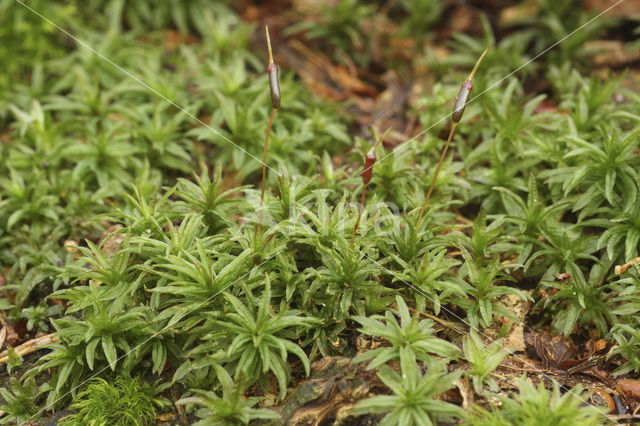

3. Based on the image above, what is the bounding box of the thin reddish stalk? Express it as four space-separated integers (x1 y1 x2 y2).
350 184 368 248
350 132 386 247
415 121 457 230
415 49 487 231
260 108 277 208
256 26 281 232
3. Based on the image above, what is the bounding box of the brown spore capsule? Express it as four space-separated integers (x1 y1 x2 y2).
452 80 473 123
265 26 281 110
267 63 280 110
362 149 376 185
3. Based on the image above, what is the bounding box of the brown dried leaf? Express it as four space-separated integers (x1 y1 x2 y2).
553 273 572 282
156 412 176 423
453 376 474 409
586 338 609 354
0 131 11 144
164 30 198 51
618 379 640 413
582 0 640 17
486 293 531 352
283 40 377 103
364 71 412 144
5 320 26 347
586 40 640 68
499 2 540 27
64 240 78 254
448 5 476 34
618 379 640 401
274 356 383 425
591 388 616 413
533 98 559 115
525 331 578 368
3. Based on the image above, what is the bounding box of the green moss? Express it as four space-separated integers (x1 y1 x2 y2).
59 376 167 426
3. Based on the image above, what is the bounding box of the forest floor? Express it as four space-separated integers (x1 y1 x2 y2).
1 0 640 425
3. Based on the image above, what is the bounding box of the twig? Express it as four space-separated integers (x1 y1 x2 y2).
406 306 467 335
605 414 640 422
0 333 57 364
497 361 549 374
615 257 640 275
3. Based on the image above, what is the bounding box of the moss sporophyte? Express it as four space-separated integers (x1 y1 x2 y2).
351 130 386 248
416 48 488 230
260 26 280 212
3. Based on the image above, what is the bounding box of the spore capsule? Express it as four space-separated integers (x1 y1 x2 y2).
265 26 281 110
267 63 280 110
362 150 376 185
452 80 473 123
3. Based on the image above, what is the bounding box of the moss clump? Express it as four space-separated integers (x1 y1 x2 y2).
59 376 166 426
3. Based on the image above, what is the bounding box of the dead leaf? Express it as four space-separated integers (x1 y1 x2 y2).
0 131 11 144
525 331 578 368
533 98 559 115
486 292 531 352
274 356 383 425
5 321 24 347
582 0 640 17
363 71 413 144
553 273 572 282
156 412 175 422
561 354 595 371
586 338 608 354
504 292 532 352
453 376 474 409
499 2 540 27
618 379 640 401
539 287 559 300
64 240 78 254
591 388 616 413
283 40 378 103
448 4 476 34
586 40 640 68
618 379 640 412
164 30 198 51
